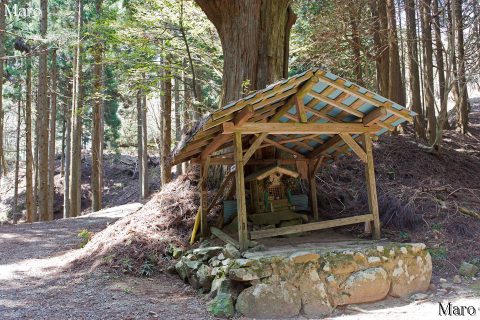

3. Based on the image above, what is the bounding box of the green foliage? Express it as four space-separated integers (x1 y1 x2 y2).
428 247 448 261
121 258 134 273
140 259 155 277
77 229 93 248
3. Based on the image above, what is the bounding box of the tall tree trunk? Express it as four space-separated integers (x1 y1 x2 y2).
452 0 469 133
91 0 103 212
48 49 57 220
25 57 35 222
0 0 5 178
420 0 437 144
174 76 182 175
433 0 449 129
386 0 405 105
348 5 363 86
181 60 190 174
141 92 148 198
405 0 426 139
196 0 295 104
446 1 460 114
161 67 172 185
38 0 50 220
14 86 22 213
377 0 391 97
69 0 83 217
136 90 144 199
63 80 72 218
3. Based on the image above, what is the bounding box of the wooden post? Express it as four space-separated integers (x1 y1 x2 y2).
200 157 210 237
233 132 248 251
362 133 381 239
309 165 319 222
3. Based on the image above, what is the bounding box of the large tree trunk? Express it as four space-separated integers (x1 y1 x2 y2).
386 0 405 105
38 0 50 220
348 5 363 86
420 0 437 145
161 67 172 185
69 0 83 217
376 0 390 97
48 49 57 220
196 0 295 104
0 0 5 178
446 1 460 115
25 57 35 222
452 0 469 133
405 0 426 139
91 0 103 212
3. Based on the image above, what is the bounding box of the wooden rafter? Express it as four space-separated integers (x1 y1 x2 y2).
308 90 364 118
294 95 308 122
263 136 305 158
363 107 387 126
339 133 367 162
223 122 381 135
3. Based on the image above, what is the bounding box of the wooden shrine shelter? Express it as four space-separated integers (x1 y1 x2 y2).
172 68 416 251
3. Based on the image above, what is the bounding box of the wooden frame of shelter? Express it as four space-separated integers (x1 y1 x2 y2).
172 68 416 251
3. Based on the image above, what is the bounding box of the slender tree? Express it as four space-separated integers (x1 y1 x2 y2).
14 85 22 213
91 0 103 211
174 76 182 175
386 0 405 105
69 0 83 217
136 89 144 198
25 57 34 222
433 0 448 129
420 0 437 144
141 92 148 198
38 0 50 220
0 0 6 177
63 80 72 218
452 0 469 132
161 67 172 185
47 49 57 219
405 0 426 139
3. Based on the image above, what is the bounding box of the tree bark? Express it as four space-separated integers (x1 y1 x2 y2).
63 80 72 218
174 76 182 175
91 0 103 212
432 0 449 129
0 0 5 178
25 57 35 222
141 92 148 198
14 85 22 214
348 5 363 86
48 49 57 220
38 0 50 220
69 0 83 217
386 0 405 105
161 67 172 185
377 0 391 97
405 0 426 139
452 0 469 133
136 90 144 199
420 0 437 144
196 0 295 104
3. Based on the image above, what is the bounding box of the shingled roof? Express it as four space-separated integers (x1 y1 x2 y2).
172 68 416 164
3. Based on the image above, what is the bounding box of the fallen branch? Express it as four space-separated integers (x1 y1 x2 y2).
459 206 480 219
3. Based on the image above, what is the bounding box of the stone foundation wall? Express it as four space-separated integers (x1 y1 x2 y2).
173 242 432 318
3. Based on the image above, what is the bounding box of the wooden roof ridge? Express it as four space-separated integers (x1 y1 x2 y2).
244 165 300 182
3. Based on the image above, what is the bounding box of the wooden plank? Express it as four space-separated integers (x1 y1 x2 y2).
363 107 387 126
250 214 374 239
308 91 364 118
339 133 367 162
211 227 240 248
277 134 318 144
362 133 381 239
309 157 324 222
189 208 201 244
233 132 249 251
223 122 381 135
243 133 268 165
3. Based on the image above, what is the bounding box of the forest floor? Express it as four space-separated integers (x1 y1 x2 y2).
0 203 211 320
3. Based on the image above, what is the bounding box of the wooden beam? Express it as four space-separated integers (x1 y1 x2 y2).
211 227 239 248
294 95 308 122
309 156 324 222
362 133 381 239
308 136 342 159
243 133 268 164
363 107 387 126
250 214 374 239
233 132 248 251
263 137 305 158
200 106 254 160
304 105 339 123
308 91 364 118
223 122 381 135
277 134 318 144
339 133 367 162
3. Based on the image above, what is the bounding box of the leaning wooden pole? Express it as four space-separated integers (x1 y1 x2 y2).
363 133 381 239
233 132 248 251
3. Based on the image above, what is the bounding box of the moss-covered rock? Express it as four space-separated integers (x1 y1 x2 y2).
207 292 235 318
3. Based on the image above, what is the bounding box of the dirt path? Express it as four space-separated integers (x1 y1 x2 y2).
0 204 210 320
